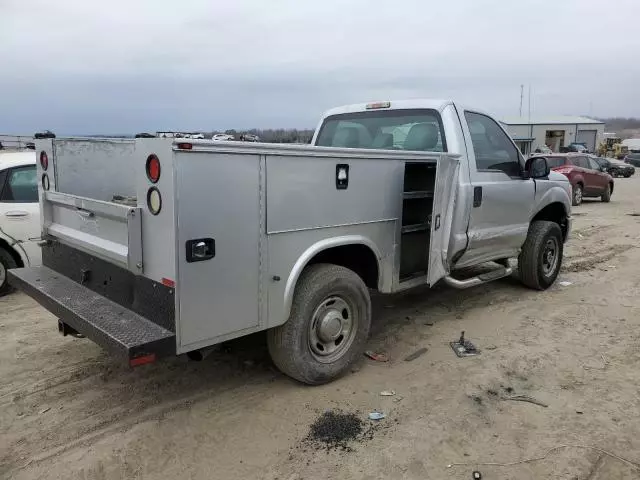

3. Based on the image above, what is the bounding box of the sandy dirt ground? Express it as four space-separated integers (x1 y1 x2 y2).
2 177 640 480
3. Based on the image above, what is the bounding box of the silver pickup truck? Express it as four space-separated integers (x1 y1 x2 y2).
9 99 572 384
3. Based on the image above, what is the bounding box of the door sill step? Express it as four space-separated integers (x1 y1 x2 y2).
444 266 513 289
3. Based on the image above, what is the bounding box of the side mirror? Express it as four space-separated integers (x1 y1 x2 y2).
524 156 550 179
600 166 607 173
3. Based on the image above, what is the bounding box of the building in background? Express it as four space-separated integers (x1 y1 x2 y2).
500 116 605 155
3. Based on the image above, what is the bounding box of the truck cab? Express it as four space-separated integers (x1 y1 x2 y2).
313 99 572 275
9 99 572 385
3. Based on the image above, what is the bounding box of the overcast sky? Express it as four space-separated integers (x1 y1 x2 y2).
1 0 639 134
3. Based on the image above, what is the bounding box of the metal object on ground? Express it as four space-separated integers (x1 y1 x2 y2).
404 347 428 362
364 351 389 362
450 331 480 357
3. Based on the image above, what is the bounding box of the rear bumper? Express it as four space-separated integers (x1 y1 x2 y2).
8 266 176 361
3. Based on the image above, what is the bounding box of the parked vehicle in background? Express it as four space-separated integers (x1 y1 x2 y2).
624 153 640 167
240 133 260 142
212 133 234 141
532 145 552 155
190 133 205 140
597 137 628 159
567 143 588 153
34 130 56 139
544 154 614 206
10 99 572 385
0 150 41 295
594 156 635 178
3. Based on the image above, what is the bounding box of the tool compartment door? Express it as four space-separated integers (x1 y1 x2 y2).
176 151 260 350
428 154 460 285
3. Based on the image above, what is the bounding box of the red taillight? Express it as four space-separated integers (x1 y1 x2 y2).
40 151 49 170
161 277 175 288
176 142 193 150
553 167 573 175
146 154 161 183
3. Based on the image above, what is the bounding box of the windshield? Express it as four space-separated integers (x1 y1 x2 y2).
545 156 567 168
315 109 447 152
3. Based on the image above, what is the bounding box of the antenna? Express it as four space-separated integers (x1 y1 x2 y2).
528 85 532 122
519 85 524 117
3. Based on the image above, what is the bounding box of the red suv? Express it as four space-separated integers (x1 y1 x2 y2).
544 154 613 206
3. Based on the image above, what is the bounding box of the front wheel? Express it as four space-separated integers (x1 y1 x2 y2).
572 184 583 206
601 184 612 203
267 264 371 385
518 221 564 290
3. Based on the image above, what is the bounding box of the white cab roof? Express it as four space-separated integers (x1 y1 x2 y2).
0 151 36 170
321 99 453 118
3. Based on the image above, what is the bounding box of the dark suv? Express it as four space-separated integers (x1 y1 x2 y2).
544 154 614 206
624 153 640 167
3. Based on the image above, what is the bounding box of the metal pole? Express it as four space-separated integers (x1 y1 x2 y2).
519 85 524 117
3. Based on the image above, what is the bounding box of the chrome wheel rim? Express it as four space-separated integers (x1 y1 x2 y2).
574 185 582 204
308 296 357 363
541 237 559 276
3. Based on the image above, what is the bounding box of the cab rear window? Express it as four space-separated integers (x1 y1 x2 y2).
315 109 447 152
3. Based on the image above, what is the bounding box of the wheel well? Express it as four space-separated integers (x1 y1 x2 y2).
307 244 379 289
0 238 24 268
532 202 568 241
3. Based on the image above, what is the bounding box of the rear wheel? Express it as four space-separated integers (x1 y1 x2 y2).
601 184 612 203
624 173 631 178
572 183 583 206
518 221 563 290
0 248 18 297
267 264 371 385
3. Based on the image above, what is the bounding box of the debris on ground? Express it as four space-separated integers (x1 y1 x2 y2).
404 347 428 362
368 412 386 421
450 331 480 357
559 281 573 286
380 390 396 396
304 410 364 451
424 321 435 326
485 345 498 350
364 351 389 362
39 407 51 414
473 471 482 479
503 394 548 408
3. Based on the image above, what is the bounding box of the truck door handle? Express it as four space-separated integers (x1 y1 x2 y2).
5 211 29 218
186 238 215 263
473 187 483 207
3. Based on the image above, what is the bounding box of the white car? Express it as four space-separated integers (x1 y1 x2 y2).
0 150 41 295
212 134 234 141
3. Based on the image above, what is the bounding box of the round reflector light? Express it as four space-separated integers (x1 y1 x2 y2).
147 187 162 215
146 154 161 183
40 151 49 170
42 173 50 191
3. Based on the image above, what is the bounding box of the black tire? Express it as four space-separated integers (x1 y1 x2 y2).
601 184 612 202
518 221 564 290
0 247 18 296
572 183 583 206
267 264 371 385
624 173 631 178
